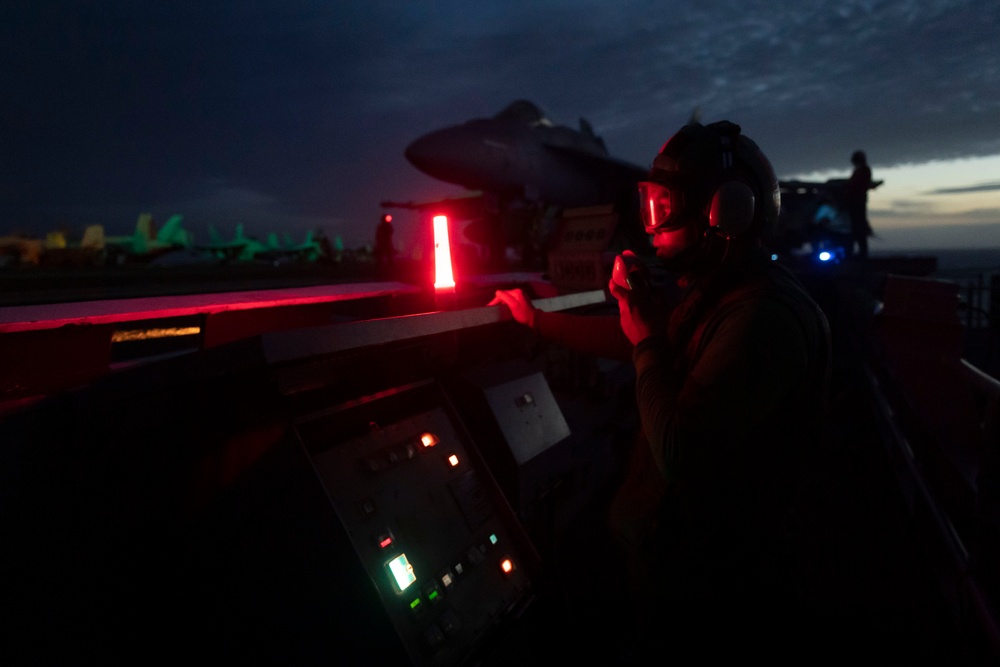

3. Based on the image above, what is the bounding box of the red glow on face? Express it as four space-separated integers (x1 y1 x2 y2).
432 215 456 290
638 181 677 234
652 224 699 260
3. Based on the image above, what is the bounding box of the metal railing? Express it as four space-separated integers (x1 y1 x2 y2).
956 274 999 331
865 359 1000 663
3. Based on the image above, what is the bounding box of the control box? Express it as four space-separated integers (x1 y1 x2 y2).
294 379 540 667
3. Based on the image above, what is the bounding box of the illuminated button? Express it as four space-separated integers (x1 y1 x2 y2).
452 562 465 577
423 582 443 604
404 443 417 459
439 570 455 590
387 553 417 593
489 533 498 546
446 453 460 468
375 529 395 550
408 596 424 617
500 557 515 576
420 432 439 448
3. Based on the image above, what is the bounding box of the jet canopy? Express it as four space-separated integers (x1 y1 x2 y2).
494 100 554 127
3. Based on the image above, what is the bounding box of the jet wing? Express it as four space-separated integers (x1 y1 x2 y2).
541 141 647 184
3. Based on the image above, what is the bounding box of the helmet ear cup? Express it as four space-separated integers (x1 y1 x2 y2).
708 180 755 239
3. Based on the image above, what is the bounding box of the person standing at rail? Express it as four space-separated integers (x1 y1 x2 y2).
844 149 883 260
491 119 832 660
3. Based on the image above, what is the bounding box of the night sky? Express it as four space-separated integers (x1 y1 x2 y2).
3 1 999 251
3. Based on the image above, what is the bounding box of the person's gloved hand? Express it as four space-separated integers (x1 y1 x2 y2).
608 250 655 345
489 288 537 328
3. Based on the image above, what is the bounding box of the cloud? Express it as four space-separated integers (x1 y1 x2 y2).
874 200 933 217
925 182 1000 195
2 0 998 248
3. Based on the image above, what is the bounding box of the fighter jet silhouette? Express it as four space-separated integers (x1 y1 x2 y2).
400 100 652 267
404 100 647 209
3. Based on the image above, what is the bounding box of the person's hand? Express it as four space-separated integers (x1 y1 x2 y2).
608 251 655 345
873 180 884 189
611 250 649 293
489 288 537 328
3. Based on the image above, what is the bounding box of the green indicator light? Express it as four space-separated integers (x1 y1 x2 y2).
489 534 498 545
428 590 439 601
410 598 422 610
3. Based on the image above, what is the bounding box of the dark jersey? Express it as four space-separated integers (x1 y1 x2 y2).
535 256 831 627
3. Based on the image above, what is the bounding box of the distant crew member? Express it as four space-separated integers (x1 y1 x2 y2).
844 150 883 260
374 213 394 274
315 227 337 265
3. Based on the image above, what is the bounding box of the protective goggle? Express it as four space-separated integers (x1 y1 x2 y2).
638 181 687 234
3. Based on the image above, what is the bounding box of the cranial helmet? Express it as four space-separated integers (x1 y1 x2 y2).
638 120 780 242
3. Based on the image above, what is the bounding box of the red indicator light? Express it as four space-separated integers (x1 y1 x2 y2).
500 558 515 575
375 528 395 549
432 215 456 290
420 432 439 448
447 453 460 467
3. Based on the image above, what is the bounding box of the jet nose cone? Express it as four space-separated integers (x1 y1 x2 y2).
404 125 486 187
404 134 436 173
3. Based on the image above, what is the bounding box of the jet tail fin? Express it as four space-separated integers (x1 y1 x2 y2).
579 117 607 153
81 225 104 250
135 213 154 242
157 214 186 245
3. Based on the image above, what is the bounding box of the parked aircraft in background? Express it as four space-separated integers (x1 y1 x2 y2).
102 213 193 262
198 223 263 261
0 234 47 266
198 224 325 263
0 214 190 267
0 214 330 269
276 230 323 262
